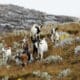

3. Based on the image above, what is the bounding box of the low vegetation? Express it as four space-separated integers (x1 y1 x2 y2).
0 22 80 80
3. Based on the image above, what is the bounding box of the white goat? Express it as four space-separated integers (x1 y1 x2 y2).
30 23 41 40
35 38 48 60
2 47 12 64
30 24 41 38
51 28 60 44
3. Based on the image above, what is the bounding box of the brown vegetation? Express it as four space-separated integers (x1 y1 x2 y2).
0 22 80 80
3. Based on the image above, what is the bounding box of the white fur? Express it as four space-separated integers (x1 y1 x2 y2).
30 24 40 37
36 38 48 60
2 47 11 64
51 28 70 45
51 28 60 44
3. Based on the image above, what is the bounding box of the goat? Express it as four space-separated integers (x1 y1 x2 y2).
2 46 12 65
15 43 33 66
30 24 43 42
51 27 60 44
35 38 48 60
30 24 42 35
51 28 70 45
20 53 28 67
14 52 28 67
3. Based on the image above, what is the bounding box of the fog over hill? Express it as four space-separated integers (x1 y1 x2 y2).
0 4 79 31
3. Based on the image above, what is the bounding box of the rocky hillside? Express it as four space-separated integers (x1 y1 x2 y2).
0 4 79 31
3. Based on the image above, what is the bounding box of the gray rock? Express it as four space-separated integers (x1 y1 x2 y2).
75 37 80 42
32 71 41 77
32 71 52 80
55 38 74 47
0 4 78 32
74 45 80 55
44 55 63 64
57 68 71 79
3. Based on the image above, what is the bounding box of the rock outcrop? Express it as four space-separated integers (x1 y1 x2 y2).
0 4 79 31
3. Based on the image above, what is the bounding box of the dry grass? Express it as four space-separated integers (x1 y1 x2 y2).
0 22 80 80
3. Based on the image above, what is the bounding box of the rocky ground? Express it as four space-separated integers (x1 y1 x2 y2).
0 4 79 32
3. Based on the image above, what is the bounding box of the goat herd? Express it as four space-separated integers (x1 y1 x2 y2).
0 24 79 68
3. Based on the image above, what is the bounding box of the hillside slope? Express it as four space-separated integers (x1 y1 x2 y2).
0 4 79 31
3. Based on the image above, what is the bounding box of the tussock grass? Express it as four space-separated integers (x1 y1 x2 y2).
0 22 80 80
